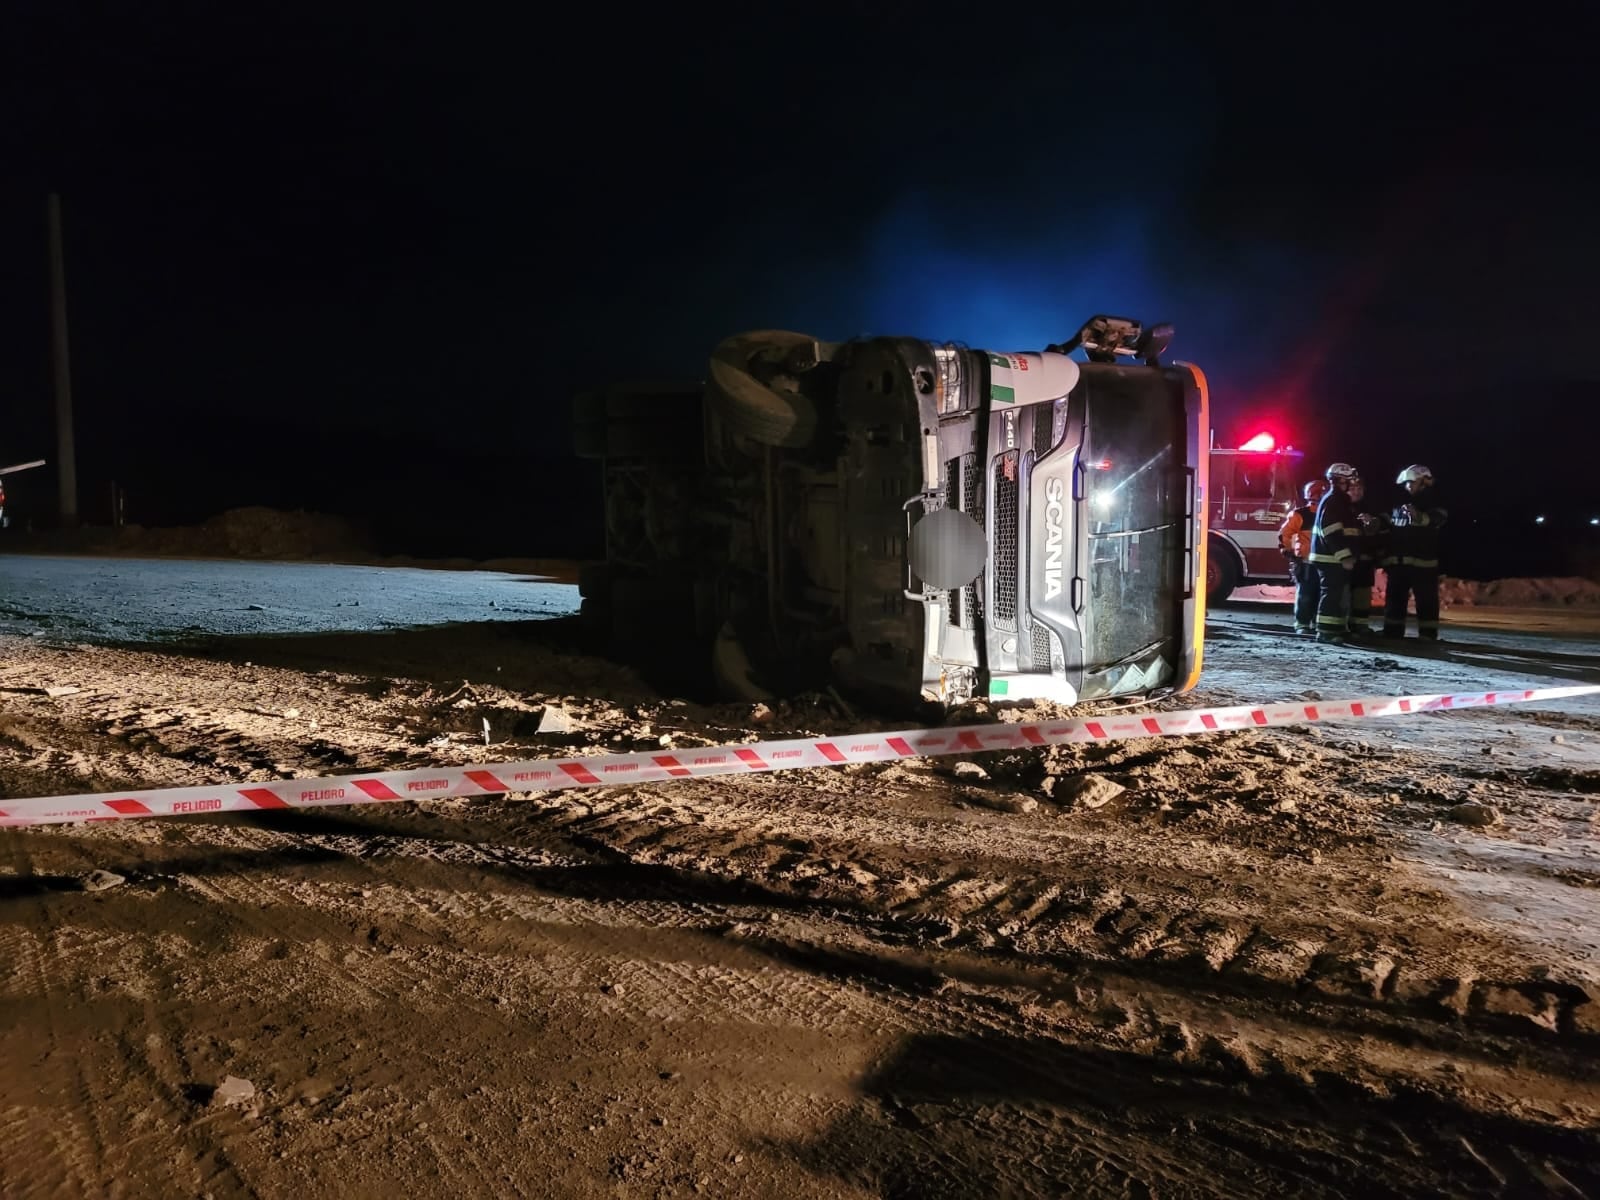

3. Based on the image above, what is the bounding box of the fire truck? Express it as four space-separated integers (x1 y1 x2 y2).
0 459 46 530
1204 433 1306 604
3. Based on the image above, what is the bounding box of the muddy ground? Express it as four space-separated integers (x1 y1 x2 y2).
1 556 1598 1198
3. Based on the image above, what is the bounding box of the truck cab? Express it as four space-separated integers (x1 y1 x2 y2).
0 460 47 531
573 315 1209 713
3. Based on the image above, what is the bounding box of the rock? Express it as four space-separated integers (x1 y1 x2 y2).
602 982 625 997
537 705 576 734
81 870 125 892
284 707 301 719
1449 802 1501 827
1232 935 1321 985
1476 984 1560 1032
1048 774 1127 809
212 1075 256 1109
952 762 990 782
1552 734 1567 745
1391 971 1473 1016
44 685 80 698
1571 999 1600 1038
1308 951 1395 1001
749 703 775 725
1272 799 1298 815
963 788 1037 815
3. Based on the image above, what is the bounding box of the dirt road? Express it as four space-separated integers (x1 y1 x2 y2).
2 556 1598 1198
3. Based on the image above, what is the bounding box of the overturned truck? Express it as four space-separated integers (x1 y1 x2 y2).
572 316 1210 713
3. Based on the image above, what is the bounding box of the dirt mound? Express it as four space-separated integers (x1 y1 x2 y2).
1236 575 1600 610
115 506 372 560
1442 576 1600 608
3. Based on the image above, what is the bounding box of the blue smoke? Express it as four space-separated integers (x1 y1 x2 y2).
849 193 1171 352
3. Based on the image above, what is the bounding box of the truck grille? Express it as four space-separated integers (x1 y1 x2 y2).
1033 402 1059 454
946 454 982 630
1031 621 1053 669
993 459 1018 626
964 455 983 523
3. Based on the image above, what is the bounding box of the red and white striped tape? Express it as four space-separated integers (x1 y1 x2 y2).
2 685 1596 829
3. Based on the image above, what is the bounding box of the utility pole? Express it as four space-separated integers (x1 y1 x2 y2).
47 192 79 527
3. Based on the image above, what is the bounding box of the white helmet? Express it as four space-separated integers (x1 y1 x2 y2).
1396 464 1433 486
1324 462 1360 482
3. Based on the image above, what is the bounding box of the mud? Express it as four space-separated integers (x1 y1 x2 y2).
1 562 1598 1197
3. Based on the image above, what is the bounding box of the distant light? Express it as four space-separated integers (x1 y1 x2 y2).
1094 492 1114 512
1535 515 1547 524
1240 432 1276 452
1591 517 1600 527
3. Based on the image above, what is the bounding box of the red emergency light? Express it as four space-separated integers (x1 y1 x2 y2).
1239 432 1276 452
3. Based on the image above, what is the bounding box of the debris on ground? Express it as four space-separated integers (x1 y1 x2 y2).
80 869 126 892
537 705 577 734
1043 773 1127 809
961 787 1038 815
1449 802 1502 826
211 1076 257 1110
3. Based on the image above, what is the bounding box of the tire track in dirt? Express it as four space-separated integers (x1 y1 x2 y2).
133 820 905 1183
0 842 120 1200
512 780 1600 1055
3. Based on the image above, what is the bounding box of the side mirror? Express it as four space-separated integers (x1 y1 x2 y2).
1136 322 1175 366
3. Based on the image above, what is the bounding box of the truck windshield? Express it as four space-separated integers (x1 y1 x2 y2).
1080 376 1186 694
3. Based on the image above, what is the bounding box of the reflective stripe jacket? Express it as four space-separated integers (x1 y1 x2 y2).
1308 488 1357 565
1278 505 1314 559
1383 487 1447 569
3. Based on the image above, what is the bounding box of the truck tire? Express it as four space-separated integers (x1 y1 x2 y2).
706 331 819 449
1205 535 1240 606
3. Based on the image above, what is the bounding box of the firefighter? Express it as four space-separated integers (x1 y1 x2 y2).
1278 479 1328 634
1307 462 1361 644
1347 475 1385 637
1382 464 1447 639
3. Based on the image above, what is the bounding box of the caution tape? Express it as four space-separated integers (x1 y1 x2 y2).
2 685 1596 830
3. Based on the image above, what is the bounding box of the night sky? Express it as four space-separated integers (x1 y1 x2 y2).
3 3 1597 570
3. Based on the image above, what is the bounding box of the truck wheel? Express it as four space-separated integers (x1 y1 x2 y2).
1205 536 1240 605
706 331 819 449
